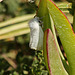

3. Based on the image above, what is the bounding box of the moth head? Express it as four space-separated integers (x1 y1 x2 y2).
29 17 40 30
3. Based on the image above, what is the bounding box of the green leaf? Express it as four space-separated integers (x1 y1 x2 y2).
43 29 68 75
47 0 75 74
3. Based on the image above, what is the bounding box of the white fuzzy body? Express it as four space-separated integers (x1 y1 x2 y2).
29 17 43 50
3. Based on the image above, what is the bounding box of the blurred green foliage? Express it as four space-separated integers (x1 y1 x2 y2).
0 0 48 73
0 0 36 21
0 35 48 75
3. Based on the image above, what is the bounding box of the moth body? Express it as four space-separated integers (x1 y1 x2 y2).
29 17 43 50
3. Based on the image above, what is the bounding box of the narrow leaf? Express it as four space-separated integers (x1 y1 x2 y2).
43 29 68 75
0 21 28 35
0 28 30 40
0 14 34 28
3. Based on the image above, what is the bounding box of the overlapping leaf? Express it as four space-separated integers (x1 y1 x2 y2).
43 29 68 75
37 0 75 75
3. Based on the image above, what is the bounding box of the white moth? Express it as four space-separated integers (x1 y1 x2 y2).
29 17 43 50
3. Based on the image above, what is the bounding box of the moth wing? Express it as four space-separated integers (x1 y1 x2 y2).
29 28 39 50
37 26 43 50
